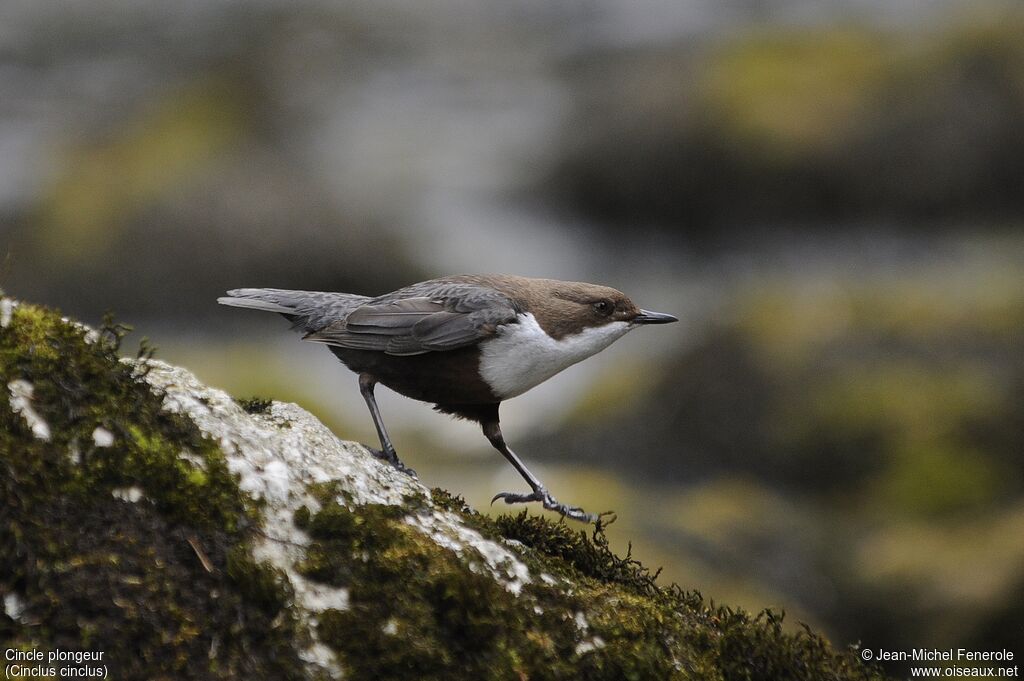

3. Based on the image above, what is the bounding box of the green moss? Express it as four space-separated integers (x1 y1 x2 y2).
293 504 312 529
430 487 474 515
225 545 293 616
0 301 305 680
306 479 355 507
495 512 664 596
236 396 273 414
299 492 884 681
0 305 248 531
304 498 566 680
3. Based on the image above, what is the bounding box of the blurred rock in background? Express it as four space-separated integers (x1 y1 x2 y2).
2 0 1022 671
546 18 1024 240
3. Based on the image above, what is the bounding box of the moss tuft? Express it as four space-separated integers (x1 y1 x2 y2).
429 487 474 515
0 301 305 680
236 396 273 414
495 512 663 596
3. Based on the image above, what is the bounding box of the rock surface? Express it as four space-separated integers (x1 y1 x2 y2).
0 296 886 681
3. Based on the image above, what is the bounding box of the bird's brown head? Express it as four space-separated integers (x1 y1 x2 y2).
516 278 677 340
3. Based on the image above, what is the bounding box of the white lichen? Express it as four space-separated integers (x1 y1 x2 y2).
0 298 13 328
4 592 25 622
92 426 114 448
8 379 51 441
57 314 100 344
298 642 342 680
261 459 292 503
112 486 144 503
575 636 606 656
297 578 350 613
404 511 531 595
178 449 206 469
572 610 604 655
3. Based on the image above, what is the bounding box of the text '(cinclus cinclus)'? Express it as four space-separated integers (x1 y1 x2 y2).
218 274 677 522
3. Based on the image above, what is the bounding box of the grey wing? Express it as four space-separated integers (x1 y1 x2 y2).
303 292 517 356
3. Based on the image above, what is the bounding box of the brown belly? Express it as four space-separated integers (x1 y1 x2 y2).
328 346 499 407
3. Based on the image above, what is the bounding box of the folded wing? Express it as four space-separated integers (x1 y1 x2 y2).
303 291 518 356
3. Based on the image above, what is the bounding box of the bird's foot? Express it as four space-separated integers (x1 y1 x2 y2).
367 446 417 478
490 488 596 523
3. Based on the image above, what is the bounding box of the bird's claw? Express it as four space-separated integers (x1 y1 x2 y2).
490 490 543 505
367 447 417 478
490 488 597 524
393 461 417 477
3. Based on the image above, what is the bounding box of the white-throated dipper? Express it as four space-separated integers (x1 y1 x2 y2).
218 275 677 522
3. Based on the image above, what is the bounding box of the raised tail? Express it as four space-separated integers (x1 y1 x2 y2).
217 288 371 333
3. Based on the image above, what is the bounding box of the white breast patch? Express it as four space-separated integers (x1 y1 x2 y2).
479 313 632 400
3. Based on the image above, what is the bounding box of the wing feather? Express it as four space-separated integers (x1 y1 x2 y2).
302 289 517 355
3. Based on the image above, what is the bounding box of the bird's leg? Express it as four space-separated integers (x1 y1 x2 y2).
358 373 416 477
483 418 595 523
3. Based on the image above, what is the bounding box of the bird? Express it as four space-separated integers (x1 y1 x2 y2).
217 274 677 522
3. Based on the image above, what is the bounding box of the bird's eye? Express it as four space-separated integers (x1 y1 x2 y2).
593 300 613 316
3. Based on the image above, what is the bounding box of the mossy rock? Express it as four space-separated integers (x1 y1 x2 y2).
0 297 885 680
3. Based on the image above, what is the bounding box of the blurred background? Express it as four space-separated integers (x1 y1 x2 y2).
2 0 1022 669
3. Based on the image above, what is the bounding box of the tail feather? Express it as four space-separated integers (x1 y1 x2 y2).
217 290 295 314
217 288 370 333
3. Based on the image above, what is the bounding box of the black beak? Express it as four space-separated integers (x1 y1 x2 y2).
634 309 678 325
